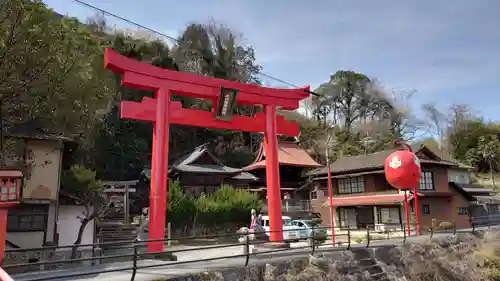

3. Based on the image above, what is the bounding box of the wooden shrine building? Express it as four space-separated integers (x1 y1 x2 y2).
244 140 322 216
142 144 258 196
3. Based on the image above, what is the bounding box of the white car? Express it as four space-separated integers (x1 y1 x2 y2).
260 215 300 242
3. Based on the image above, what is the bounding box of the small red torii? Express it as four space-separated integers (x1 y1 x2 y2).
104 48 311 252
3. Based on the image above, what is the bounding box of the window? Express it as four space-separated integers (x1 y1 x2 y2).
379 207 401 224
338 208 356 227
0 179 18 202
457 207 468 215
338 176 365 194
7 205 48 232
422 204 430 214
420 172 434 190
310 190 318 200
458 174 466 183
487 204 499 214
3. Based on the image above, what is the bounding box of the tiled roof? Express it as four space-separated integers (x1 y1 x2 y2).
244 141 322 171
142 144 258 181
308 142 458 176
449 182 499 203
451 183 495 196
2 119 73 142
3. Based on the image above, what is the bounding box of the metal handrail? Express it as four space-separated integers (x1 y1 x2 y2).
3 215 500 281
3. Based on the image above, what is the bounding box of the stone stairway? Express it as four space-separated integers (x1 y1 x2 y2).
351 248 390 281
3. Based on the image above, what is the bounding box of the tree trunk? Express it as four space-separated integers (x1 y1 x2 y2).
191 213 198 236
488 158 497 189
491 167 496 189
71 218 90 260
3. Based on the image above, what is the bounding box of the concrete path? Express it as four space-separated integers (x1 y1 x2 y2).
11 225 498 281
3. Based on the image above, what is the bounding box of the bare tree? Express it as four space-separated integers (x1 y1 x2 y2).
422 103 477 154
422 103 448 149
352 88 425 150
384 89 426 141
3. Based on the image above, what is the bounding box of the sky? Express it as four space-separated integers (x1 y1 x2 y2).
43 0 500 120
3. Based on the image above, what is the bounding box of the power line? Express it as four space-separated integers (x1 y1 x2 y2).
73 0 177 42
71 0 319 96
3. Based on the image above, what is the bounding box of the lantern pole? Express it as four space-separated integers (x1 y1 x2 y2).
404 190 411 237
325 144 335 247
396 140 419 237
413 186 420 236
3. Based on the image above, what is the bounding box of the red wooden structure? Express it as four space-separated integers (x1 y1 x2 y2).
0 170 23 266
384 141 421 236
104 48 310 252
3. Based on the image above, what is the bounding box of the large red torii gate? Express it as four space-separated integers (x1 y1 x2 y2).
104 48 310 252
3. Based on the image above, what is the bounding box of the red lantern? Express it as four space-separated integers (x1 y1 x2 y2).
384 143 422 237
384 150 421 190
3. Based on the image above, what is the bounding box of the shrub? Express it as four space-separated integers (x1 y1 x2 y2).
166 180 197 228
438 221 453 230
194 185 261 231
165 183 261 234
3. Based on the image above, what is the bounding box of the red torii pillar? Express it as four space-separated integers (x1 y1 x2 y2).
104 48 311 252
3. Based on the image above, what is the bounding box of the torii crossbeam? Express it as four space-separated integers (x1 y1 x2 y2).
104 48 311 252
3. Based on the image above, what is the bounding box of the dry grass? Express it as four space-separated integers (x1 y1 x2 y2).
399 235 484 280
382 231 500 281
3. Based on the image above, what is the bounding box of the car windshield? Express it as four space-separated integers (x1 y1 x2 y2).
302 220 318 227
283 219 293 226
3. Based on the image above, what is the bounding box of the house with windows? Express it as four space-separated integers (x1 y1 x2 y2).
0 127 76 249
307 142 500 231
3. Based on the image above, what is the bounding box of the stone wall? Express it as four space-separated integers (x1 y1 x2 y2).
158 230 500 281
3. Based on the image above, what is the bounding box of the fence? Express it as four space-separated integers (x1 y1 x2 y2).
2 215 500 281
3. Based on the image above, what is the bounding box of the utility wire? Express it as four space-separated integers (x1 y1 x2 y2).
71 0 319 96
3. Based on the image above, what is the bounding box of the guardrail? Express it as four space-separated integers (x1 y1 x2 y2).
3 215 500 281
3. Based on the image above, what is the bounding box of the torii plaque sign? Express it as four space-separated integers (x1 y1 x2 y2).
104 48 310 252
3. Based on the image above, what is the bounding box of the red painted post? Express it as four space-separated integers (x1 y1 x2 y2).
325 143 335 247
326 166 335 247
413 186 420 236
404 190 411 237
148 89 170 252
0 209 7 266
148 124 156 247
264 104 283 242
